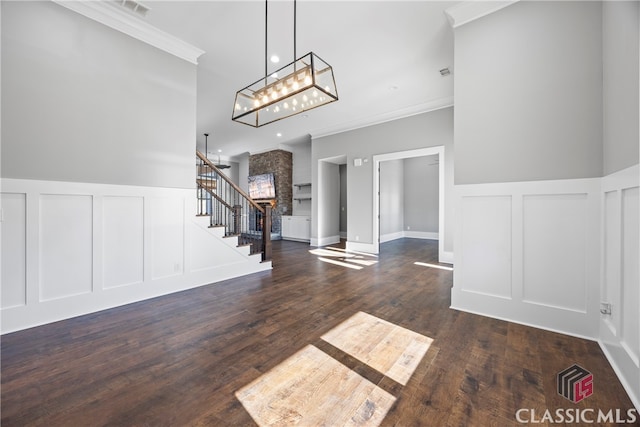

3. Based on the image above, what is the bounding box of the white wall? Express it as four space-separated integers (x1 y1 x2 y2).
339 164 347 237
235 153 250 194
0 178 271 333
603 1 640 175
316 160 341 246
454 1 603 184
284 136 312 217
379 160 404 241
379 156 440 244
404 155 439 236
1 1 196 188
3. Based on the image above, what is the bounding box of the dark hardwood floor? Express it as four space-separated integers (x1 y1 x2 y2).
1 239 637 426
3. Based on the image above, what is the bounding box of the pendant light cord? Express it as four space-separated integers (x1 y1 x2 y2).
265 0 297 79
264 0 268 84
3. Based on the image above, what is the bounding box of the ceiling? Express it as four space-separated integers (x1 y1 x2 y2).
141 1 457 160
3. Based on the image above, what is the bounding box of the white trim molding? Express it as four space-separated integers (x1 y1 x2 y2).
381 231 438 243
312 98 453 141
52 0 205 64
444 1 519 29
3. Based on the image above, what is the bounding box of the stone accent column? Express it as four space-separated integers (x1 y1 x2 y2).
249 150 293 236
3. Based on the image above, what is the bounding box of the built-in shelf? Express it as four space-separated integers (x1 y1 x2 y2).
293 183 311 203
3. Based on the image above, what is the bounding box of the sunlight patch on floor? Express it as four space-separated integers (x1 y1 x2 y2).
236 345 395 427
236 312 433 426
318 257 363 270
321 311 433 386
414 261 454 271
324 246 379 258
309 247 378 270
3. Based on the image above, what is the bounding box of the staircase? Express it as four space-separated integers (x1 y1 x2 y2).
196 151 272 262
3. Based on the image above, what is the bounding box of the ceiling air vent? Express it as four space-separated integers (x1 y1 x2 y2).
113 0 150 18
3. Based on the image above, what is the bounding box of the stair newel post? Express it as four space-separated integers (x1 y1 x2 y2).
262 204 272 262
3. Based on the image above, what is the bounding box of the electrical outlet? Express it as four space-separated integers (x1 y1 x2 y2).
407 226 411 230
355 235 359 241
600 302 612 315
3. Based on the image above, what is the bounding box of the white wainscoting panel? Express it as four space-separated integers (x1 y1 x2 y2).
459 195 512 298
102 196 144 289
150 197 185 280
599 165 640 410
452 177 601 339
522 194 588 312
0 178 271 334
1 193 27 309
603 190 622 334
621 187 639 363
39 194 93 301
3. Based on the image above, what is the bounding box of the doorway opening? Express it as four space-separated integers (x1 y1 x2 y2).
373 146 448 263
316 155 347 247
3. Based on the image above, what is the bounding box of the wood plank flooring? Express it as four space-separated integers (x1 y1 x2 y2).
1 239 637 426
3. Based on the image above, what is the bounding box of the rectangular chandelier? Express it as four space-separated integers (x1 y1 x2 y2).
232 52 338 127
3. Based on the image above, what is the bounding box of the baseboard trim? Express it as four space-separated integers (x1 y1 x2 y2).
598 339 640 411
381 231 439 243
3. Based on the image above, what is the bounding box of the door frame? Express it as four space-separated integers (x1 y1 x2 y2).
372 146 447 263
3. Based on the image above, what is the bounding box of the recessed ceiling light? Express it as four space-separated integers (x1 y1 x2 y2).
389 85 399 90
276 133 282 137
270 55 279 63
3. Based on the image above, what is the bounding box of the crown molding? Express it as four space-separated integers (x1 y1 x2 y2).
311 96 454 140
444 1 519 29
52 0 205 65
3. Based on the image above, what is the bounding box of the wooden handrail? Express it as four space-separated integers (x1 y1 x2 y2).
196 150 265 213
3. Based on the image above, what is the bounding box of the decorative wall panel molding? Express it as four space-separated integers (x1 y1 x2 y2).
0 179 271 334
459 195 512 299
1 193 27 309
522 193 588 312
102 196 144 289
598 164 639 410
452 177 601 339
39 194 94 301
